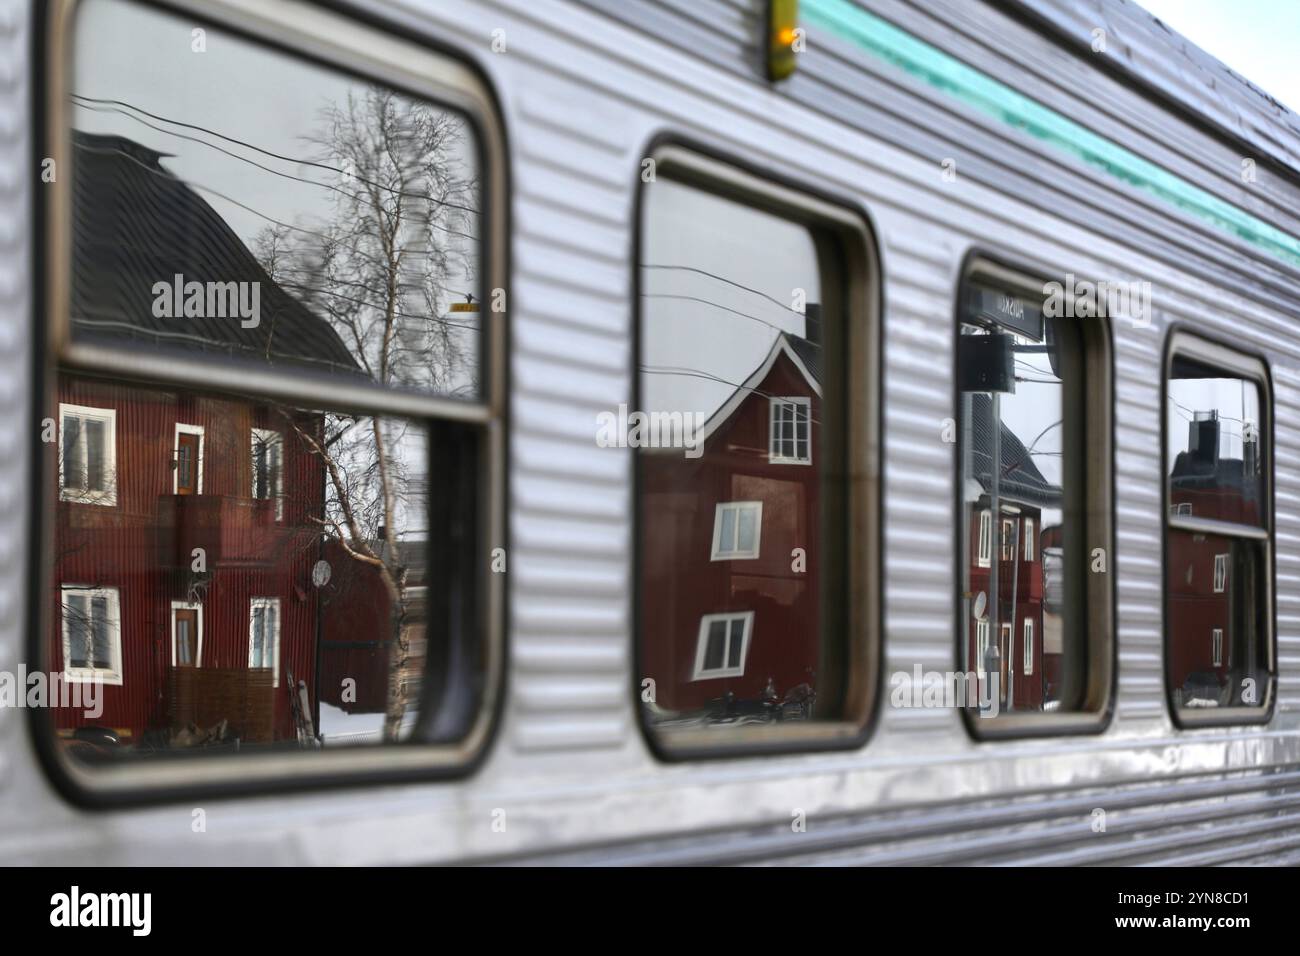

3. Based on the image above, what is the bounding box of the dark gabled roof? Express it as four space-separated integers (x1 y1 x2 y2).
1170 453 1259 496
968 393 1061 509
785 333 823 388
70 131 364 377
686 331 822 451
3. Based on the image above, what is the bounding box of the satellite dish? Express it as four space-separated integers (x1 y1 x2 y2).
973 591 988 621
311 560 332 588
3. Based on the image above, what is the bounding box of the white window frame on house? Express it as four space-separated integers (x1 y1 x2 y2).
60 584 123 685
691 611 755 680
170 600 204 668
977 509 992 568
1001 518 1016 562
250 427 284 521
248 597 282 687
976 618 990 676
1213 553 1228 593
58 403 117 506
1023 518 1034 563
1023 618 1034 675
768 396 812 465
710 501 763 561
1211 627 1224 667
173 423 205 495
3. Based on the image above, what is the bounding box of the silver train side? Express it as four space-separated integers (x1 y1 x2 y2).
1 0 1299 865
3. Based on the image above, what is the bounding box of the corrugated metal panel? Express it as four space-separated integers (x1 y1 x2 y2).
882 0 1300 244
579 0 762 75
487 766 1300 865
574 0 1300 320
0 0 1299 866
0 0 28 794
1006 0 1300 179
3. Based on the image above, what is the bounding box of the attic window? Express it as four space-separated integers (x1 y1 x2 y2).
769 397 812 464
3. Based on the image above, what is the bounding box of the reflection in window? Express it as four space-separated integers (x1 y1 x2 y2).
71 0 481 398
61 585 122 683
769 397 812 464
711 501 763 560
50 375 444 751
171 603 201 668
248 597 281 685
59 404 116 505
250 427 283 520
958 282 1081 714
639 174 850 735
1001 518 1016 562
976 619 990 677
977 509 992 567
51 0 493 768
1165 349 1272 714
693 612 754 679
174 425 202 495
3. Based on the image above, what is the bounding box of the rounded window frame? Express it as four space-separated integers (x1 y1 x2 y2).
32 0 510 806
630 140 883 761
952 255 1116 740
1160 328 1276 729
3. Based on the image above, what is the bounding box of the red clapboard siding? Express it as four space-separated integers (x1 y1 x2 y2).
640 350 822 712
49 374 324 744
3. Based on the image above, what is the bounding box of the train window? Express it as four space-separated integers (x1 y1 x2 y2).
636 147 878 757
956 262 1113 735
39 0 505 798
1163 334 1274 724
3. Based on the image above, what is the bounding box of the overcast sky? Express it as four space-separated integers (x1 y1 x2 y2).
73 0 479 324
641 179 818 420
1137 0 1300 113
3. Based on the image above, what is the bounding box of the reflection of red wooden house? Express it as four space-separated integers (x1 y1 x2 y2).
51 132 363 746
641 332 821 713
963 394 1060 711
319 539 427 716
1167 411 1261 705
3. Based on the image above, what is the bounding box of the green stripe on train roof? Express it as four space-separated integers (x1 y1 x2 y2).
803 0 1300 270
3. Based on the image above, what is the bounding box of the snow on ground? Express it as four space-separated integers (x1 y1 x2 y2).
317 701 386 746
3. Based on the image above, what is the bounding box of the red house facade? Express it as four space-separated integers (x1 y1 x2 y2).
963 394 1061 712
1166 410 1263 706
50 131 372 749
53 377 327 744
640 333 822 716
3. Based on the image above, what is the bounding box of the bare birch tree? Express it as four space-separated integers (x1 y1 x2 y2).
258 86 479 740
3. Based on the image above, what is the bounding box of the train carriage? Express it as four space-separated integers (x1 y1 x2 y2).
0 0 1298 865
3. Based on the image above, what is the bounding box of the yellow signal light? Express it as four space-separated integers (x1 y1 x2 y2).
767 0 800 82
